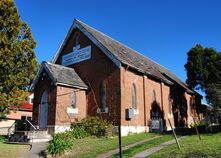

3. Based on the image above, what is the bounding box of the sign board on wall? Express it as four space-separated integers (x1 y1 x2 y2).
62 45 91 66
67 107 78 114
151 119 160 129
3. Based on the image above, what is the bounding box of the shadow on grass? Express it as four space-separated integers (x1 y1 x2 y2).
110 135 173 158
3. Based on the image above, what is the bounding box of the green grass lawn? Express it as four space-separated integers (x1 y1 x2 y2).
0 142 30 158
57 132 158 158
149 132 221 158
109 135 173 158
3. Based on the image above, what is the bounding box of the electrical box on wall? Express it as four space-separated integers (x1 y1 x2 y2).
125 108 134 120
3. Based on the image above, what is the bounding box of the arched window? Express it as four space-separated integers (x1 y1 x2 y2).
151 90 159 118
99 81 106 112
71 90 77 108
132 83 137 109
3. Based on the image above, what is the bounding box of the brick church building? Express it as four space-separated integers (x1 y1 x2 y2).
31 19 202 135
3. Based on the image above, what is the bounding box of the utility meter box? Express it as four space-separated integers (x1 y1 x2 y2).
125 108 135 120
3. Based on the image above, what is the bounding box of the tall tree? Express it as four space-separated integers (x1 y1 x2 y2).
185 44 221 108
0 0 37 118
185 44 204 89
207 83 221 107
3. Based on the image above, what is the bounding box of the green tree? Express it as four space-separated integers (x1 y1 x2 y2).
185 44 221 108
185 44 204 89
207 83 221 107
0 0 37 118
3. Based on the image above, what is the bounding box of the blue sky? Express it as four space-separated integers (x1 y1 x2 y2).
15 0 221 102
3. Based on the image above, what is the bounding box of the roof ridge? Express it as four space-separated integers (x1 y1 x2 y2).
75 19 119 44
77 20 152 61
76 20 177 78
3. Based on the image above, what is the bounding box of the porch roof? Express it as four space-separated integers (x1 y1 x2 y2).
30 61 88 90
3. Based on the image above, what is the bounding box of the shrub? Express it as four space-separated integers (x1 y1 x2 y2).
70 126 89 139
47 132 73 156
190 119 206 128
47 117 113 156
0 135 6 142
47 126 89 156
71 118 85 129
71 116 114 137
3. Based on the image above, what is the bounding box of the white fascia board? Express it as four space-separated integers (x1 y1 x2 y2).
56 82 88 90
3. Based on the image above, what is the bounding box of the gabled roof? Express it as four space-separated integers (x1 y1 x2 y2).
52 19 196 94
30 61 88 90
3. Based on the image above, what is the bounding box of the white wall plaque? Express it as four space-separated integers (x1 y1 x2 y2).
67 107 78 114
62 45 91 66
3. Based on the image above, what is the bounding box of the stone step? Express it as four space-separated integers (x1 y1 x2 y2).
30 137 51 143
8 130 52 143
27 130 50 138
27 130 52 142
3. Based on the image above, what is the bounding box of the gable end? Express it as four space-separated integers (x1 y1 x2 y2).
52 19 121 68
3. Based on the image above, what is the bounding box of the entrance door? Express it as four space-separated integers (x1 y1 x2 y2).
40 90 48 128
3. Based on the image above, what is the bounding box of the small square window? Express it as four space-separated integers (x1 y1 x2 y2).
21 116 32 121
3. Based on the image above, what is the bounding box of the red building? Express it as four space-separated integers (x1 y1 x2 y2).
31 19 202 135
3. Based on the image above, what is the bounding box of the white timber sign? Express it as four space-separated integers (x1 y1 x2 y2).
62 45 91 66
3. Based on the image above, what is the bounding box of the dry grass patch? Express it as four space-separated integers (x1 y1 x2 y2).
0 142 30 158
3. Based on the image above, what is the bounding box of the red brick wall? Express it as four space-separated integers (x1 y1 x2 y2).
55 86 87 126
161 84 175 128
55 29 121 125
120 67 145 126
185 92 192 127
120 66 177 129
145 77 162 119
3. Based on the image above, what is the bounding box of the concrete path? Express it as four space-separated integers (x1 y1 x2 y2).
132 136 187 158
21 142 47 158
96 136 162 158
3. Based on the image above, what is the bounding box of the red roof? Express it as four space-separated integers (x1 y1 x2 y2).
21 102 33 111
